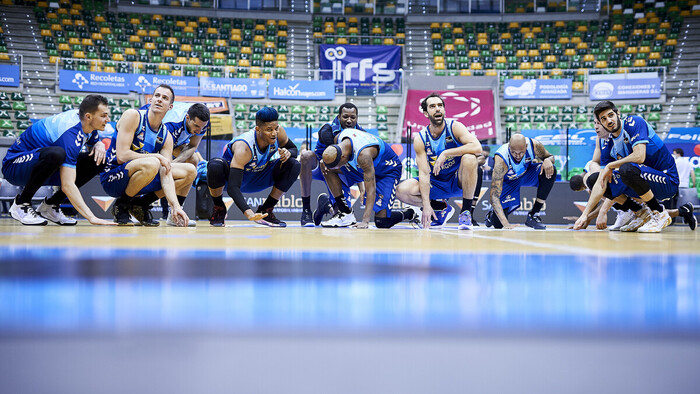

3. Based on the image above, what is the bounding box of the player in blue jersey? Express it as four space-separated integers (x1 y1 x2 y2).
299 103 366 227
484 133 556 230
100 84 195 226
574 100 683 232
144 101 210 225
206 107 301 227
395 93 482 229
1 94 114 226
320 128 416 229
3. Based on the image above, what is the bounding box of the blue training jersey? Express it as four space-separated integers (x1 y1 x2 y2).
418 119 463 181
142 102 209 148
313 116 366 160
223 129 279 173
494 137 537 181
104 108 170 171
4 109 98 169
599 115 677 179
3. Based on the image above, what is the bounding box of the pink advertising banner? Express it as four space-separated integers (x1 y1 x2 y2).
402 89 496 141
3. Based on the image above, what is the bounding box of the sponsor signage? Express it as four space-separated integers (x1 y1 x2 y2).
402 89 496 140
589 77 661 100
132 74 198 96
521 128 596 173
59 70 131 94
144 95 230 113
0 64 20 87
199 77 266 98
503 78 572 99
268 79 335 100
319 45 401 95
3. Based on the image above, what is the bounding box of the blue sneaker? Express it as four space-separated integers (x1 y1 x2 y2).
458 210 472 230
430 204 455 227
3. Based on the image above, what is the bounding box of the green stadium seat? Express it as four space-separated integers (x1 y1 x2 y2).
59 95 73 104
16 120 31 129
0 101 10 110
620 104 633 113
0 119 12 129
11 102 26 111
0 110 9 119
15 111 28 120
278 105 289 113
504 106 516 114
234 103 247 112
291 105 303 114
62 104 73 112
305 105 317 114
11 92 24 101
376 105 387 114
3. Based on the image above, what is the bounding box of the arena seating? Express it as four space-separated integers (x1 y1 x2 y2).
313 16 405 45
0 91 29 137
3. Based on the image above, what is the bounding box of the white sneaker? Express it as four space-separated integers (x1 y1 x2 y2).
37 199 77 225
9 199 48 225
321 210 357 227
609 209 635 231
166 212 196 227
620 207 652 232
638 210 671 233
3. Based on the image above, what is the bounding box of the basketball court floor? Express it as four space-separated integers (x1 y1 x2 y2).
1 219 699 393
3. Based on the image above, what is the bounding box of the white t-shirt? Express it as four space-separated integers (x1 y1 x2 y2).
675 157 693 188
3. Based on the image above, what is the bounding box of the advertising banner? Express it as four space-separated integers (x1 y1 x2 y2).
402 89 496 140
589 77 661 100
0 64 20 87
504 78 572 99
199 77 267 98
132 74 199 96
144 95 230 114
319 45 401 95
664 127 700 166
59 70 132 94
521 128 596 174
268 79 335 100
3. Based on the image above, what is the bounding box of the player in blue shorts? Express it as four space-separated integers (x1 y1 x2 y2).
143 101 210 225
395 93 482 229
100 84 194 226
299 103 366 227
574 100 682 233
484 133 556 230
320 128 416 229
2 94 114 225
206 107 301 227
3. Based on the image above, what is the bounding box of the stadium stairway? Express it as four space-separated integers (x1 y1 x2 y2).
405 23 433 77
0 5 60 120
663 16 700 132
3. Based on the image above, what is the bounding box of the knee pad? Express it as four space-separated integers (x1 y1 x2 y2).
585 172 599 191
619 163 641 180
274 158 301 192
40 146 66 167
375 216 392 228
206 158 229 188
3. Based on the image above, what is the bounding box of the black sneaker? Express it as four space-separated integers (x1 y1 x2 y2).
255 207 286 227
484 210 493 228
300 208 314 227
210 205 227 227
129 204 160 227
471 217 480 227
525 213 546 230
111 203 133 226
679 202 697 231
313 193 332 226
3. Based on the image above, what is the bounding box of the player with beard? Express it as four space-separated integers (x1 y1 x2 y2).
395 92 482 229
484 133 556 230
574 100 684 232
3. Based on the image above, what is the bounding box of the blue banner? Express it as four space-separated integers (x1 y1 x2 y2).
268 79 335 100
589 77 661 100
199 77 266 98
522 128 596 173
0 64 20 87
319 45 401 95
59 70 132 94
504 79 572 99
132 74 199 96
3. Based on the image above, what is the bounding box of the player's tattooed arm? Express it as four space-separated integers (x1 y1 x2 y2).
533 139 555 179
489 155 509 226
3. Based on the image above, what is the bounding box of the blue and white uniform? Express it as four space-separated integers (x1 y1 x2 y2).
221 129 281 192
2 110 99 186
415 119 465 199
493 136 541 213
599 115 678 200
142 102 209 150
100 108 170 197
336 129 402 214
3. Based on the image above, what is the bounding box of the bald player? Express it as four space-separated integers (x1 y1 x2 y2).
485 133 556 230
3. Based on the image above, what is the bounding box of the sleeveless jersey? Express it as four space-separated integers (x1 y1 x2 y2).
144 102 209 148
419 119 463 181
223 129 279 173
104 108 169 171
4 109 98 168
494 137 537 181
